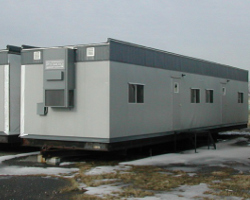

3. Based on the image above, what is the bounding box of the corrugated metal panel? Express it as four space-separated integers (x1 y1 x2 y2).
21 50 43 65
0 51 8 65
109 39 248 82
76 45 109 62
22 45 109 64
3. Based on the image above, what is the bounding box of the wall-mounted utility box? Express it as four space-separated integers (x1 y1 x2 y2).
43 48 75 108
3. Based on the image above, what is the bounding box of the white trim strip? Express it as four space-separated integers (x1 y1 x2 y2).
20 65 26 136
4 65 9 134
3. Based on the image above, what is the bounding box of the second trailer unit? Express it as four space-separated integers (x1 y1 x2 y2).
0 45 21 143
20 39 248 151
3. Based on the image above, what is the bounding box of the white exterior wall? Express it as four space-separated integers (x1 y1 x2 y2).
110 62 248 140
8 54 21 134
21 61 110 139
0 65 5 132
0 64 10 134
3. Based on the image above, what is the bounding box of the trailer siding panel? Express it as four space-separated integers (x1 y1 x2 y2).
21 50 43 65
110 61 248 141
109 40 248 82
76 45 109 62
9 54 21 134
0 65 5 131
0 52 8 65
21 61 110 140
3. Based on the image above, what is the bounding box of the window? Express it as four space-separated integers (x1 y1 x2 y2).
238 92 244 103
206 90 213 103
174 82 179 93
128 84 144 103
86 47 95 57
222 87 226 96
191 89 200 103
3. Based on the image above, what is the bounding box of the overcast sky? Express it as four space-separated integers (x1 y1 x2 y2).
1 0 250 71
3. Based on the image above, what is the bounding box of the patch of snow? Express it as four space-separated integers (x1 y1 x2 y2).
212 180 221 183
0 151 39 163
0 165 78 176
0 151 79 176
219 131 250 136
59 162 77 166
80 137 249 200
126 183 242 200
187 173 196 177
84 185 122 197
120 138 250 172
85 165 131 175
125 183 212 200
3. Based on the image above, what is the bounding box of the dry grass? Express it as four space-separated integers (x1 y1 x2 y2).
68 162 250 199
113 186 155 198
73 194 106 200
208 174 250 198
60 178 80 193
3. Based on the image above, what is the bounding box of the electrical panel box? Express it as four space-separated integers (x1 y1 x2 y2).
43 48 75 108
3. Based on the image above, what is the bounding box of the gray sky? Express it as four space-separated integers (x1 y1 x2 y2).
1 0 250 71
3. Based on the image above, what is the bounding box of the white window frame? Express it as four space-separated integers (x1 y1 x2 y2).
222 87 226 96
174 82 179 93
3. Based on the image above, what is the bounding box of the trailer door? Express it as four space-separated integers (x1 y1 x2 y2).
172 78 181 130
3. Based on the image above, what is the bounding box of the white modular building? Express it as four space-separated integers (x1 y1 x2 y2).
0 46 22 143
20 39 248 151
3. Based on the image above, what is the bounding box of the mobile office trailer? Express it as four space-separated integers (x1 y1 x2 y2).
0 45 22 143
20 39 248 151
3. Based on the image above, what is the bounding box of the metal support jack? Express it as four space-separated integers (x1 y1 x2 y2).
193 131 216 153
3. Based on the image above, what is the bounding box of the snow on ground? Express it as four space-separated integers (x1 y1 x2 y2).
0 151 78 176
0 137 248 199
59 162 78 166
126 184 242 200
83 182 215 200
0 165 78 176
82 137 249 199
83 184 123 197
85 165 131 175
220 130 250 136
0 151 39 163
120 137 250 171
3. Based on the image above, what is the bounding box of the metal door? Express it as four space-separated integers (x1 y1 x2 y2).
172 78 181 130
